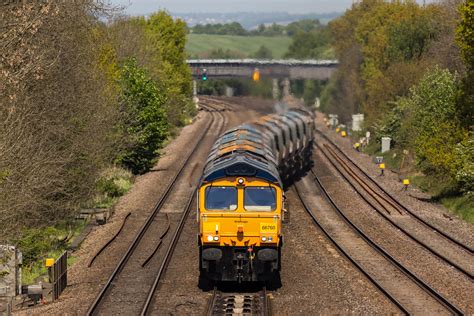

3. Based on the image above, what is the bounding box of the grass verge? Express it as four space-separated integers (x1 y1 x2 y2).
19 167 134 284
186 34 292 58
441 194 474 224
346 131 473 224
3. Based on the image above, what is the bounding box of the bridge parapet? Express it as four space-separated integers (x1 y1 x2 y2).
187 59 338 80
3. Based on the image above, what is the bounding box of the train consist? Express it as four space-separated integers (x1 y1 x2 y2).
198 108 315 283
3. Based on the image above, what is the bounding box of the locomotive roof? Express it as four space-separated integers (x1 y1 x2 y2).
201 108 313 185
202 123 281 185
202 153 281 184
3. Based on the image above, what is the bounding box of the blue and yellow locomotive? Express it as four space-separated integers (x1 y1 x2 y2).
198 108 314 283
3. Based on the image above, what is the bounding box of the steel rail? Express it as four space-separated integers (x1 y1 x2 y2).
293 184 410 315
88 212 132 267
308 167 464 315
204 286 271 316
315 129 473 254
140 110 228 315
323 144 401 215
140 186 198 315
205 287 218 316
262 287 271 316
86 110 218 315
316 142 473 279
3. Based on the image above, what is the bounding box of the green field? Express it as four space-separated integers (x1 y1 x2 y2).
186 34 292 59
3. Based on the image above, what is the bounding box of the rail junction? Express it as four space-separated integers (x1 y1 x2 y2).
23 97 471 315
292 128 473 314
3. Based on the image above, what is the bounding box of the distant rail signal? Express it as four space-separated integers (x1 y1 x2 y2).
253 68 260 81
201 68 208 81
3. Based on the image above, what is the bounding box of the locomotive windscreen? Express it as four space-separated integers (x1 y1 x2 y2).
244 187 276 211
205 187 237 210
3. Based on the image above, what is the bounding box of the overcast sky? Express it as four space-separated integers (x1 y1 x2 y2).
108 0 432 15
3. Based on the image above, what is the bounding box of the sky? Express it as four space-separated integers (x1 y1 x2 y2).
108 0 432 15
109 0 434 15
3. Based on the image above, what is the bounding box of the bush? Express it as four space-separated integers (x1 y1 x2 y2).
17 227 67 265
116 58 169 174
377 67 472 194
454 136 474 193
96 167 133 198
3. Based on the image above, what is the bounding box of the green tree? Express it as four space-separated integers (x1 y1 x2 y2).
253 45 273 59
457 1 474 69
286 19 322 36
144 12 194 126
116 58 169 174
456 1 474 128
398 68 469 191
285 28 331 59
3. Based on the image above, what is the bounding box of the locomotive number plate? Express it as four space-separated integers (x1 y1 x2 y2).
260 223 277 232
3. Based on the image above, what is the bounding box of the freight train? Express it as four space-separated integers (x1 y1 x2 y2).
198 108 315 283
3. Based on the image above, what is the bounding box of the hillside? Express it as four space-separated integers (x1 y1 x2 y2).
186 34 292 59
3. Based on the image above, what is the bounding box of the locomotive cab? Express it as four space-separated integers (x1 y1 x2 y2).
198 107 314 284
198 176 283 283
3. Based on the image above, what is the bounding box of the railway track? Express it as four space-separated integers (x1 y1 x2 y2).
294 174 465 315
86 106 226 315
315 141 473 279
315 129 473 255
199 96 237 112
139 106 228 315
205 287 271 316
317 132 473 281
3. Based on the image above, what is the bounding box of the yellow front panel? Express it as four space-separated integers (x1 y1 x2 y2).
199 177 282 247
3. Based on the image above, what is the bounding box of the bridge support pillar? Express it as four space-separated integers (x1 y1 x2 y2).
282 78 291 97
192 80 199 108
272 79 279 100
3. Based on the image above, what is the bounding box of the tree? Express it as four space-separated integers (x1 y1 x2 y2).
127 12 195 127
383 67 471 192
253 45 273 59
285 28 331 59
456 1 474 128
457 1 474 69
116 58 169 174
1 1 116 240
286 19 322 36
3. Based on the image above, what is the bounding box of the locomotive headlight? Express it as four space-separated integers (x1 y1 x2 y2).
207 235 214 242
213 236 219 241
237 178 244 184
261 236 267 242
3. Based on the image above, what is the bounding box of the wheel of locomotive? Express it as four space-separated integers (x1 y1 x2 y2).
198 272 215 290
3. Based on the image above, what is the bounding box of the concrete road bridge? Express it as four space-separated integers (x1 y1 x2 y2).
187 59 338 98
187 59 338 80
